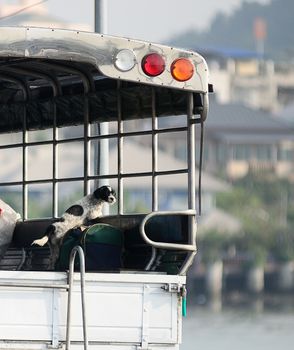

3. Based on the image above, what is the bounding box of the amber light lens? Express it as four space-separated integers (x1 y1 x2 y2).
142 53 165 77
171 58 194 81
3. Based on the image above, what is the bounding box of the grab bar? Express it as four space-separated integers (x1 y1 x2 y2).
140 210 197 275
65 246 88 350
139 210 197 251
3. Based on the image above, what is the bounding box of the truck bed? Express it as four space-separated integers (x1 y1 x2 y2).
0 270 185 350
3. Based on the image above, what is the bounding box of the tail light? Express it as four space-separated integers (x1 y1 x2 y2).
171 58 194 81
142 53 165 77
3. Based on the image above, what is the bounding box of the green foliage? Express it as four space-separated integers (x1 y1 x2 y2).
271 229 294 262
198 230 229 264
236 230 269 268
215 171 294 265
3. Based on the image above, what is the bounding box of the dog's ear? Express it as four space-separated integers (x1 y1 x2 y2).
93 186 115 201
93 186 109 201
93 187 103 200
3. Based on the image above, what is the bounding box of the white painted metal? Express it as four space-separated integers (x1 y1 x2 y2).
0 271 185 349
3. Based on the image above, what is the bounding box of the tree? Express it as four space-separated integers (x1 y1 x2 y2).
216 171 294 265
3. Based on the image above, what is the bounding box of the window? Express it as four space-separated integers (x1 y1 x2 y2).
216 144 227 164
233 145 251 160
255 145 271 161
278 147 293 161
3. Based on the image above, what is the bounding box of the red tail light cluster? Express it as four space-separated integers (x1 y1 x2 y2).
142 53 194 81
114 50 195 82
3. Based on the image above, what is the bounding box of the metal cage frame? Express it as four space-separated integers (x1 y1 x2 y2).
0 27 210 275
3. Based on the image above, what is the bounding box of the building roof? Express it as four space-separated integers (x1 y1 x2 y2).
158 99 294 138
278 102 294 124
211 131 294 144
206 99 293 132
205 100 294 144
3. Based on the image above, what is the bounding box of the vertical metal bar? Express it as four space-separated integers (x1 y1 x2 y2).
22 106 28 220
146 87 159 271
95 0 110 206
187 92 196 212
66 246 88 350
35 73 61 219
0 74 29 219
42 63 91 196
52 97 59 218
3 66 62 218
198 118 204 216
84 96 91 195
198 92 209 215
117 81 124 215
178 92 198 275
151 88 158 211
98 122 110 203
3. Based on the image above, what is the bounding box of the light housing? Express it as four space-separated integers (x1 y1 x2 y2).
114 49 136 72
171 58 194 82
142 53 165 77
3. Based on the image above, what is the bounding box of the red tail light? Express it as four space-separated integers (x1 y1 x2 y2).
171 58 194 81
142 53 165 77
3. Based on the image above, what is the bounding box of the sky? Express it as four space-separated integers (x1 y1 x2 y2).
46 0 271 43
0 0 270 43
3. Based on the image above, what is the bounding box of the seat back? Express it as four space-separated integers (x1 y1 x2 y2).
1 215 189 274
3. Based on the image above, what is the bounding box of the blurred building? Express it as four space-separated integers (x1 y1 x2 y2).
204 99 294 179
155 99 294 181
200 47 294 113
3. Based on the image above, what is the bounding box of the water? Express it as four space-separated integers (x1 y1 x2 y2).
182 296 294 350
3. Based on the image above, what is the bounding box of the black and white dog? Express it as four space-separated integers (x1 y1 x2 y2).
32 186 116 270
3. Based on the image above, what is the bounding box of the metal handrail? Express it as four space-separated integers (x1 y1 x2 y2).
65 246 88 350
139 210 197 251
140 210 197 275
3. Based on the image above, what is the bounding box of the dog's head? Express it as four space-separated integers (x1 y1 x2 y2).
93 186 116 205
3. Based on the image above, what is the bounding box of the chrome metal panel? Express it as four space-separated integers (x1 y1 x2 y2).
0 26 209 93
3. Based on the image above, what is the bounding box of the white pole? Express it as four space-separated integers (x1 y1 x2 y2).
94 1 110 214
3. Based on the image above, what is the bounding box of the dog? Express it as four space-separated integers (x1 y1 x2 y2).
32 186 116 270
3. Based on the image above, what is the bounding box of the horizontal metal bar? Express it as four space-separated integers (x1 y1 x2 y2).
119 169 188 178
0 142 24 150
0 178 84 187
0 126 189 150
0 137 85 149
0 282 68 289
115 127 188 138
0 169 188 187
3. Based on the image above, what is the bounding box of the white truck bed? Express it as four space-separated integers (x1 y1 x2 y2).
0 270 186 350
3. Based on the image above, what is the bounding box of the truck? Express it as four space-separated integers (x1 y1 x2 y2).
0 26 210 350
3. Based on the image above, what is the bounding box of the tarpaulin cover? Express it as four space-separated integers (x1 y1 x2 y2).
0 80 203 133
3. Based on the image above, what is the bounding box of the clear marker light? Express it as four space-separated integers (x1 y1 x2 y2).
114 49 136 72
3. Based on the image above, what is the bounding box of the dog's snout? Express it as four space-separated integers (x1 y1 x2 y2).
108 195 116 204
